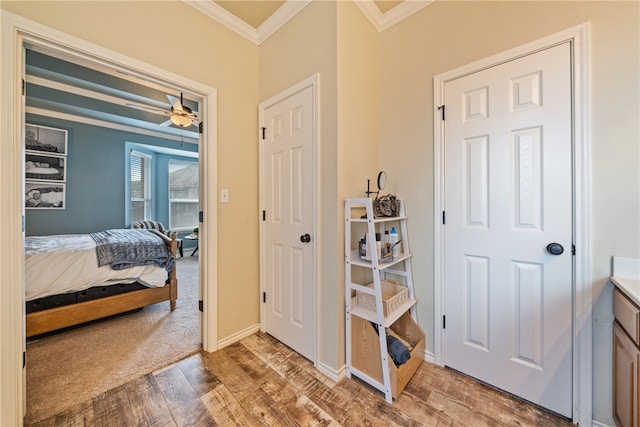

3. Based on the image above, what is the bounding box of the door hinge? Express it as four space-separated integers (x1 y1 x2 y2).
437 105 445 121
23 351 26 368
22 79 26 96
198 300 203 312
261 127 266 140
262 210 266 221
263 292 266 303
199 121 204 134
442 211 446 225
443 315 446 329
572 244 576 256
199 211 204 223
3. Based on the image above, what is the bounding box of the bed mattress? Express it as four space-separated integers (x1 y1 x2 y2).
25 234 168 301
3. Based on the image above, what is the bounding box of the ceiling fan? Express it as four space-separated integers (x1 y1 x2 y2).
127 93 199 128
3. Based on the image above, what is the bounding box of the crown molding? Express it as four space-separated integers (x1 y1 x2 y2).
184 0 258 43
185 0 432 44
184 0 311 45
256 0 312 44
356 0 434 32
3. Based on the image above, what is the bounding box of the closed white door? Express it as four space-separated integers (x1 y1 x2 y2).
443 43 573 417
261 84 315 361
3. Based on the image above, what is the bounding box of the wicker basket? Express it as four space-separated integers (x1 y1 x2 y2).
356 281 408 316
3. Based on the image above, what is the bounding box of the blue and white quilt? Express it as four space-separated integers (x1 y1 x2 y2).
90 228 175 271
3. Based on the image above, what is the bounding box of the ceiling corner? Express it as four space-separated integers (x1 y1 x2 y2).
376 0 434 31
183 0 260 44
256 0 312 44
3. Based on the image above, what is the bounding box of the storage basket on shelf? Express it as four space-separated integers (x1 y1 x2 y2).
356 281 408 316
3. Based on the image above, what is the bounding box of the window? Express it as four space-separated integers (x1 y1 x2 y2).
130 150 151 223
168 159 199 230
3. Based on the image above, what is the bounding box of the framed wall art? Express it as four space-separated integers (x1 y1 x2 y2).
25 153 66 182
25 123 68 209
25 181 65 209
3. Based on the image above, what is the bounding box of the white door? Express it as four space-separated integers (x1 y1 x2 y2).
443 43 573 417
261 84 315 361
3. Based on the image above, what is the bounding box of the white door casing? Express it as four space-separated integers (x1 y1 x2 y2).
259 76 318 362
442 42 573 417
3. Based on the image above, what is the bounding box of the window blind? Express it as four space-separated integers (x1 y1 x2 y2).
130 151 151 223
168 159 199 230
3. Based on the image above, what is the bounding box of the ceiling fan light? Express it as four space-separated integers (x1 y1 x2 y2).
171 114 192 127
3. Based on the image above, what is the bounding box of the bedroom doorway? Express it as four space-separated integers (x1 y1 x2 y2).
2 13 219 422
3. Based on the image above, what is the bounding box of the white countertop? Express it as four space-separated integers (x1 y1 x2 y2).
611 277 640 306
611 256 640 306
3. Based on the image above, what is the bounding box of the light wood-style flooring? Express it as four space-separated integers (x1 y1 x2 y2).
29 332 574 426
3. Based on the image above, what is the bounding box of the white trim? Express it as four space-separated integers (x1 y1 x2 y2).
186 0 429 43
0 11 219 423
0 10 26 424
216 323 261 350
433 23 591 425
258 73 320 367
256 0 312 44
354 0 434 32
316 360 344 383
184 0 311 45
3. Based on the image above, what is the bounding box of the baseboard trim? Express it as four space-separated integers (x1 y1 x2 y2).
316 360 344 382
424 349 436 364
217 323 261 350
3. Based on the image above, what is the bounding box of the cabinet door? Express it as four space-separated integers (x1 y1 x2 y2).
613 322 639 427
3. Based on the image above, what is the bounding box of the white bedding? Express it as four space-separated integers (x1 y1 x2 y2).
25 234 169 301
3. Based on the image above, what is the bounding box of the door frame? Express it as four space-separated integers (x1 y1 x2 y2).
433 24 591 424
258 74 320 365
0 11 219 423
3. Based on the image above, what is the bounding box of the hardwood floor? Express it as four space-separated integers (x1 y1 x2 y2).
28 332 574 426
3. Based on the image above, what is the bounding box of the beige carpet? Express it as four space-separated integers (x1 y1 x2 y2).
24 255 200 424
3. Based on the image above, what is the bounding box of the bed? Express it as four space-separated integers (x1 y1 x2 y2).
25 228 178 337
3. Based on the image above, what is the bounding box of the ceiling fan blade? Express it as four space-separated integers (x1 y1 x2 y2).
167 94 183 113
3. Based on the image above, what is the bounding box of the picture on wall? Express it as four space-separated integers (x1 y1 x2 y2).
25 154 66 182
25 181 65 209
25 123 67 155
25 123 68 210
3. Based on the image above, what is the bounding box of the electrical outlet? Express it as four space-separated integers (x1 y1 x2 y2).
220 188 229 203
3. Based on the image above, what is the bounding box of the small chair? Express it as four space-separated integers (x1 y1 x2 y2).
132 220 183 257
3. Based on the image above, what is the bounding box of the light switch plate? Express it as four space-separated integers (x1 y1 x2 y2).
220 188 229 203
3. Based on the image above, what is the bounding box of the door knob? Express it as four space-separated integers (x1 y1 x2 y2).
300 234 311 243
546 243 564 255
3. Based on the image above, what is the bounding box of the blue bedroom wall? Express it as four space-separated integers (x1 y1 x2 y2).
25 114 198 237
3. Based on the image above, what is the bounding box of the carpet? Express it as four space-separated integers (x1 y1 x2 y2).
24 255 200 424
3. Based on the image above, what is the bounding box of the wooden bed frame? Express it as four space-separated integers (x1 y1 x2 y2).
26 232 178 338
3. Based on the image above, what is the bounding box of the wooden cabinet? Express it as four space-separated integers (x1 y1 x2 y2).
613 288 640 427
344 198 424 403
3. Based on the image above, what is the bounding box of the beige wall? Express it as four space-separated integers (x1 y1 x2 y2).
379 2 639 424
1 1 261 341
336 0 381 366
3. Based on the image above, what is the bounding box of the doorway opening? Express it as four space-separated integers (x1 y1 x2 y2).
9 20 218 423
